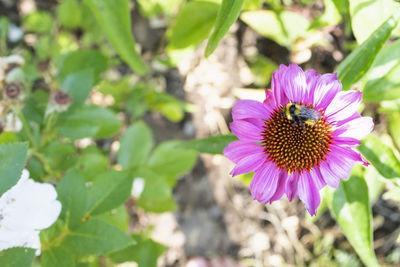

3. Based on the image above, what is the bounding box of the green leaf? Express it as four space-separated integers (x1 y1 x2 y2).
95 205 129 232
62 218 133 256
118 121 154 169
245 54 278 87
58 50 107 84
23 11 53 34
75 147 109 181
388 111 400 149
0 132 18 145
109 234 167 266
0 143 28 195
168 1 219 49
358 134 400 178
86 170 133 216
148 141 197 177
42 246 75 267
57 0 82 29
180 134 238 154
383 187 400 202
23 90 49 124
84 0 148 74
205 0 245 57
327 168 379 267
240 10 310 48
61 70 94 106
336 13 400 90
57 169 87 228
135 168 177 213
0 247 35 267
363 39 400 102
349 0 400 44
56 105 121 140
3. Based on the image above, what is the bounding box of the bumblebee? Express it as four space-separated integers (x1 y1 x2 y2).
283 102 321 130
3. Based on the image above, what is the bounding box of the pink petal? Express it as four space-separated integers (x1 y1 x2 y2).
325 90 362 122
334 145 369 166
282 64 308 104
304 69 319 103
332 135 361 146
230 120 263 142
286 173 299 201
223 141 264 164
312 168 327 190
269 172 288 203
263 90 275 113
230 151 266 176
312 73 342 109
271 64 289 106
320 145 357 187
298 172 321 216
249 161 281 203
232 99 271 121
319 161 342 188
333 116 374 140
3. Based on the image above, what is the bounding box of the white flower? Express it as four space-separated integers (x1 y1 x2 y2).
0 170 62 255
3 113 23 132
131 177 145 198
0 55 24 83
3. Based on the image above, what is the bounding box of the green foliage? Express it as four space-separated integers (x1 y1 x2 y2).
168 1 220 49
86 170 133 216
336 12 400 90
349 0 400 44
327 167 379 267
57 170 87 228
56 105 121 139
84 0 148 74
0 143 28 195
241 10 310 48
205 0 245 57
42 246 75 267
358 134 400 179
61 219 133 256
147 141 197 177
363 39 400 102
180 134 238 154
109 234 167 266
0 248 35 267
118 121 154 170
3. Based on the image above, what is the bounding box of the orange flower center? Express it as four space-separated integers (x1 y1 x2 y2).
262 104 333 174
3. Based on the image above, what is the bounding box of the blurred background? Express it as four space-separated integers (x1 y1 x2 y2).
1 0 400 266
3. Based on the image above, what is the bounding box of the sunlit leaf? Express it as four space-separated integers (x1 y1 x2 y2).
336 12 400 90
205 0 245 57
327 167 379 267
180 134 238 154
349 0 400 44
168 1 219 49
241 10 310 48
84 0 148 74
358 134 400 179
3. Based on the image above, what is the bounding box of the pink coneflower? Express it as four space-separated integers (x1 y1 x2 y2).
223 64 373 215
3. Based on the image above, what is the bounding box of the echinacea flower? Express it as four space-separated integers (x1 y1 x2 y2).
0 170 61 255
224 64 373 215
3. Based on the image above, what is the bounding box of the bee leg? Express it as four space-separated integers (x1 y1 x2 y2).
300 121 306 131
